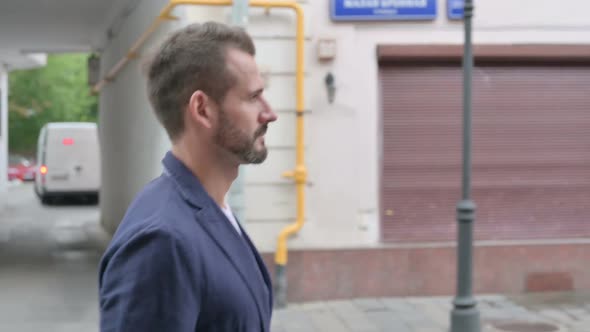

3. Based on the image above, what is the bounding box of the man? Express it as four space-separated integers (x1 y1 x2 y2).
98 21 277 332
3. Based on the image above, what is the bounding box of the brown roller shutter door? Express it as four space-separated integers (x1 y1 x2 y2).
380 65 590 243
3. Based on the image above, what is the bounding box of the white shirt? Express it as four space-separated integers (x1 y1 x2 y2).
221 202 242 236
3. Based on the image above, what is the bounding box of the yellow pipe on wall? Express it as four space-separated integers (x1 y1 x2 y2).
92 0 306 290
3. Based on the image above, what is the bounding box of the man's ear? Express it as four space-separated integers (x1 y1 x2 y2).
187 90 215 129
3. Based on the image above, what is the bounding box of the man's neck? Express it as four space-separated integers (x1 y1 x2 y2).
171 143 238 208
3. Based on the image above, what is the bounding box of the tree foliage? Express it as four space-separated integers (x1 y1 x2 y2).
8 53 98 157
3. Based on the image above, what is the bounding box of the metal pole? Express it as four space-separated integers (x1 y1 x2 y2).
450 0 480 331
229 0 249 222
231 0 249 26
0 67 8 194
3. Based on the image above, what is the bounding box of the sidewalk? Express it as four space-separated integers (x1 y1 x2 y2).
0 180 25 206
272 292 590 332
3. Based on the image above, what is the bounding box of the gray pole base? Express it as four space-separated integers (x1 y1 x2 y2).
451 307 481 332
274 264 287 309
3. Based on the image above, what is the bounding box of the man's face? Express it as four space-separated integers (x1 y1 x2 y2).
213 48 277 164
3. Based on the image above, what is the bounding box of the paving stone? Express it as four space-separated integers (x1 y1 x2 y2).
405 320 444 332
326 300 380 332
354 298 388 312
308 310 352 332
433 297 454 311
570 318 590 332
274 308 316 332
406 298 449 328
382 298 418 314
477 295 507 302
538 309 577 326
365 310 413 332
415 327 449 332
299 301 328 312
561 306 586 320
270 324 287 332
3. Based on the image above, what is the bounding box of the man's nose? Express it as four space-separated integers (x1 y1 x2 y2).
260 98 278 123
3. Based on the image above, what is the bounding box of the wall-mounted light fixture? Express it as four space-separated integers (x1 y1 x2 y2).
325 72 335 104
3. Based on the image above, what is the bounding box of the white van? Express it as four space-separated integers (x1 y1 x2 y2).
34 122 101 204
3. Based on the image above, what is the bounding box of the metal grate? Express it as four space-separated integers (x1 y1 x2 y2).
379 65 590 243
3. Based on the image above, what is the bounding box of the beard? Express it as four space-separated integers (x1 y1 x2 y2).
214 109 269 164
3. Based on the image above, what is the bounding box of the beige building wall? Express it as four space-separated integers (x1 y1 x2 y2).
244 0 590 252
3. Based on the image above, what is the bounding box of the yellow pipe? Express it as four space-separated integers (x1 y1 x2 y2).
276 2 305 267
92 6 177 93
91 0 306 267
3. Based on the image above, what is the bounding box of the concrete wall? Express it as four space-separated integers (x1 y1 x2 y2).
99 0 187 234
0 68 7 193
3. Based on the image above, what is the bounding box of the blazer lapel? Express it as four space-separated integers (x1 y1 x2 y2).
240 226 273 307
194 207 269 321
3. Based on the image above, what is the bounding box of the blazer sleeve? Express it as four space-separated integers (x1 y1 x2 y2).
99 226 201 332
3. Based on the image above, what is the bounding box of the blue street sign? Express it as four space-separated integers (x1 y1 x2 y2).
331 0 437 21
447 0 464 20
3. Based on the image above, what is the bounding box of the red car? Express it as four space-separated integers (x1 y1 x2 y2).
8 155 36 182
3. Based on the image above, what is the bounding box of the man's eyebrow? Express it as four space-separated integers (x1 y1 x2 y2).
249 87 264 97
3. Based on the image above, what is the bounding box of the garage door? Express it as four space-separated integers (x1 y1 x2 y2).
380 64 590 243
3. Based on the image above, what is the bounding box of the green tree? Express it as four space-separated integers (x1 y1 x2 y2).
8 53 98 157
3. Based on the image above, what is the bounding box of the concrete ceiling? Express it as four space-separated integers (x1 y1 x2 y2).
0 0 137 70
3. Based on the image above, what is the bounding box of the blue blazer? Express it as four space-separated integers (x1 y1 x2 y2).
99 151 273 332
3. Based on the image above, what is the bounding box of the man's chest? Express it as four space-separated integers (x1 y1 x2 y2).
196 246 272 331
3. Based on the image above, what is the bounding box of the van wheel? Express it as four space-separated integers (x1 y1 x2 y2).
41 196 52 205
88 194 99 205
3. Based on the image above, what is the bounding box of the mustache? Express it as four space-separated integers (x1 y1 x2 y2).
254 125 268 138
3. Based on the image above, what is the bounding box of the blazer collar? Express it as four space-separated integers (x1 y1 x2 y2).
161 151 211 209
195 208 271 328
